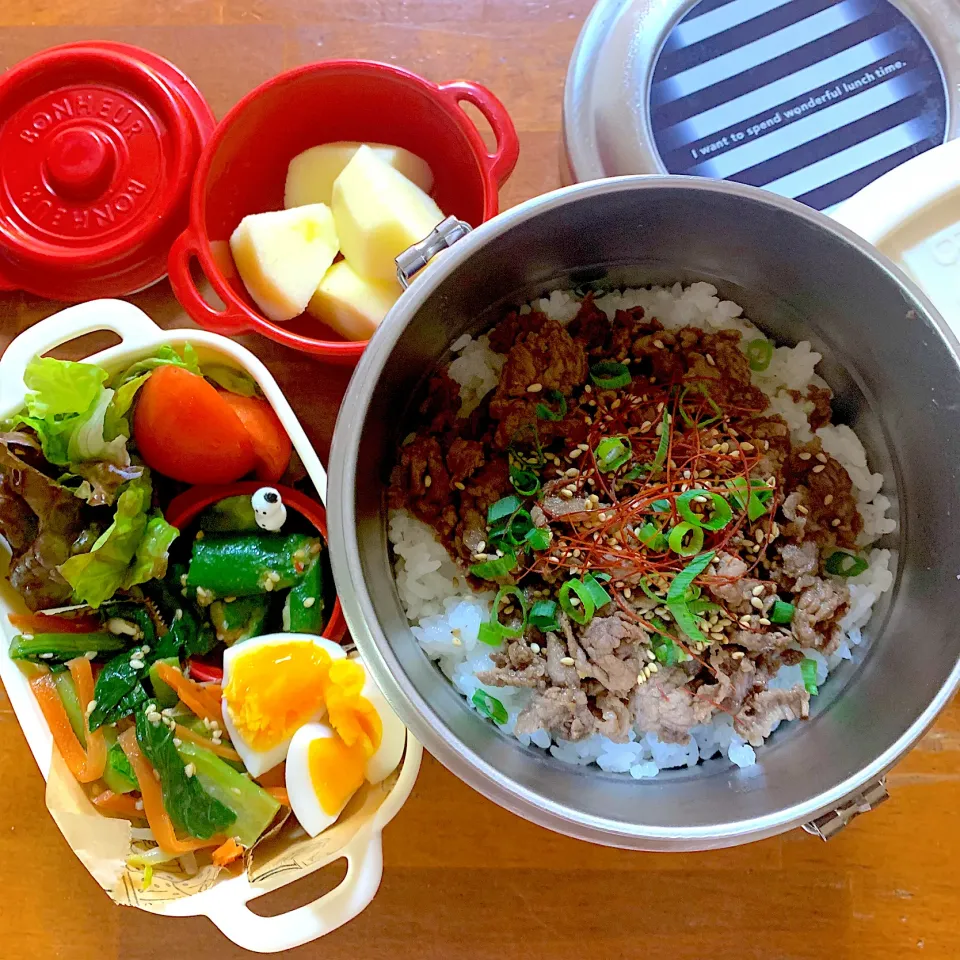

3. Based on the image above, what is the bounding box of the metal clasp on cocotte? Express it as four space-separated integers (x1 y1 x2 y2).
802 778 889 840
396 215 472 288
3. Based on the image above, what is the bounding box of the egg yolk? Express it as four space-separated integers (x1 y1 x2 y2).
308 735 366 815
224 642 333 751
323 660 382 757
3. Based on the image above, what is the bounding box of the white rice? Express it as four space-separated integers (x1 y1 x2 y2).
389 282 897 776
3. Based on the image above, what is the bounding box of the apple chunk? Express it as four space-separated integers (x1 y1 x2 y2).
307 260 401 341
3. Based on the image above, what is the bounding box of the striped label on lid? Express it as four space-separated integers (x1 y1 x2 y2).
649 0 947 211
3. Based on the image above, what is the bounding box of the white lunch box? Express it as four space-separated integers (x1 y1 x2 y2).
0 299 422 954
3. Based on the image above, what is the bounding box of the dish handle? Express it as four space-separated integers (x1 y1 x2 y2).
0 300 161 414
203 827 385 953
439 80 520 187
168 229 252 335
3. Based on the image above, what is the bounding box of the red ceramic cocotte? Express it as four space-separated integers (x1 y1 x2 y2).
168 60 519 365
165 481 347 645
0 41 214 300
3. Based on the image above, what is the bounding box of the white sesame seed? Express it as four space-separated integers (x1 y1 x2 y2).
530 643 541 654
758 617 771 626
302 597 316 609
796 505 809 515
812 464 826 474
569 448 583 459
183 764 196 778
39 652 54 660
750 597 764 610
560 488 574 499
424 475 433 488
831 518 842 527
85 700 97 718
85 651 96 660
648 663 659 674
129 659 145 671
741 442 755 452
751 585 764 597
527 383 543 393
731 651 745 660
798 452 812 461
705 354 715 366
454 481 465 491
560 656 575 666
824 495 834 506
135 800 144 811
653 339 665 349
816 453 828 464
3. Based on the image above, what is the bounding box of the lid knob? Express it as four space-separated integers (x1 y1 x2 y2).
44 127 114 200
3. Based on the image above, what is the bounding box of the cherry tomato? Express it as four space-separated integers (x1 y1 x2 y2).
220 392 292 483
8 613 100 634
133 366 256 484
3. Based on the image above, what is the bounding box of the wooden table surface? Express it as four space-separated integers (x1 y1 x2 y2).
1 2 958 958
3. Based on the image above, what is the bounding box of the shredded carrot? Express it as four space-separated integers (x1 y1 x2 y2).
265 787 289 806
117 727 222 855
92 789 144 820
174 723 242 762
211 837 245 867
29 661 106 783
154 662 223 725
255 762 286 789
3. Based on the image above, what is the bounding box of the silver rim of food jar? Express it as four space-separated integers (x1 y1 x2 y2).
327 175 960 849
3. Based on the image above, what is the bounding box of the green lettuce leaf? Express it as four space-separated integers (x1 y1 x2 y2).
201 364 258 397
58 475 152 607
125 513 179 589
23 357 107 419
110 344 200 389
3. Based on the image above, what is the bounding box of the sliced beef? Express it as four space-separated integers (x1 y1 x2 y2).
698 649 767 713
706 552 774 614
419 371 461 434
477 639 546 689
446 437 485 485
492 317 587 400
779 541 819 582
487 308 547 354
735 686 810 746
389 436 455 536
806 385 833 431
728 628 795 654
515 686 596 741
566 294 613 356
595 692 632 742
630 666 715 744
780 489 809 539
545 632 579 687
792 578 849 651
749 416 791 477
577 613 648 695
787 443 862 548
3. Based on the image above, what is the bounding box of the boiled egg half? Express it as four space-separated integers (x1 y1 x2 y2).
221 633 346 777
285 658 406 837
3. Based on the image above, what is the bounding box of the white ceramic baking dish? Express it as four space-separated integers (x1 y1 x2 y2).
0 299 422 953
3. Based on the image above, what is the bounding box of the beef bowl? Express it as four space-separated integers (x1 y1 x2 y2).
327 176 960 850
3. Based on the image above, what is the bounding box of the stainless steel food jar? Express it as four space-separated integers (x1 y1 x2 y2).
327 176 960 850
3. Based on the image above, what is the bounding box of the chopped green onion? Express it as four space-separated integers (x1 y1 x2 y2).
488 496 521 524
581 572 612 609
469 550 518 581
636 522 667 552
529 600 559 632
747 338 773 372
649 412 671 475
509 464 540 497
472 689 509 724
535 389 567 421
622 464 647 481
478 622 505 646
668 522 704 556
590 361 632 390
666 551 716 647
524 527 552 551
652 633 681 666
725 477 772 522
508 423 546 468
592 572 612 582
676 490 733 531
637 577 662 604
825 551 868 577
688 599 721 615
800 658 819 696
502 508 534 545
770 600 795 624
558 578 596 625
650 498 672 512
492 586 528 638
594 435 632 473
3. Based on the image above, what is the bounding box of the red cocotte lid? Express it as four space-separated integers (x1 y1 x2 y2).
0 41 215 301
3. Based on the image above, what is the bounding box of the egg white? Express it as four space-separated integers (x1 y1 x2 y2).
285 721 360 837
353 659 406 784
221 632 347 778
